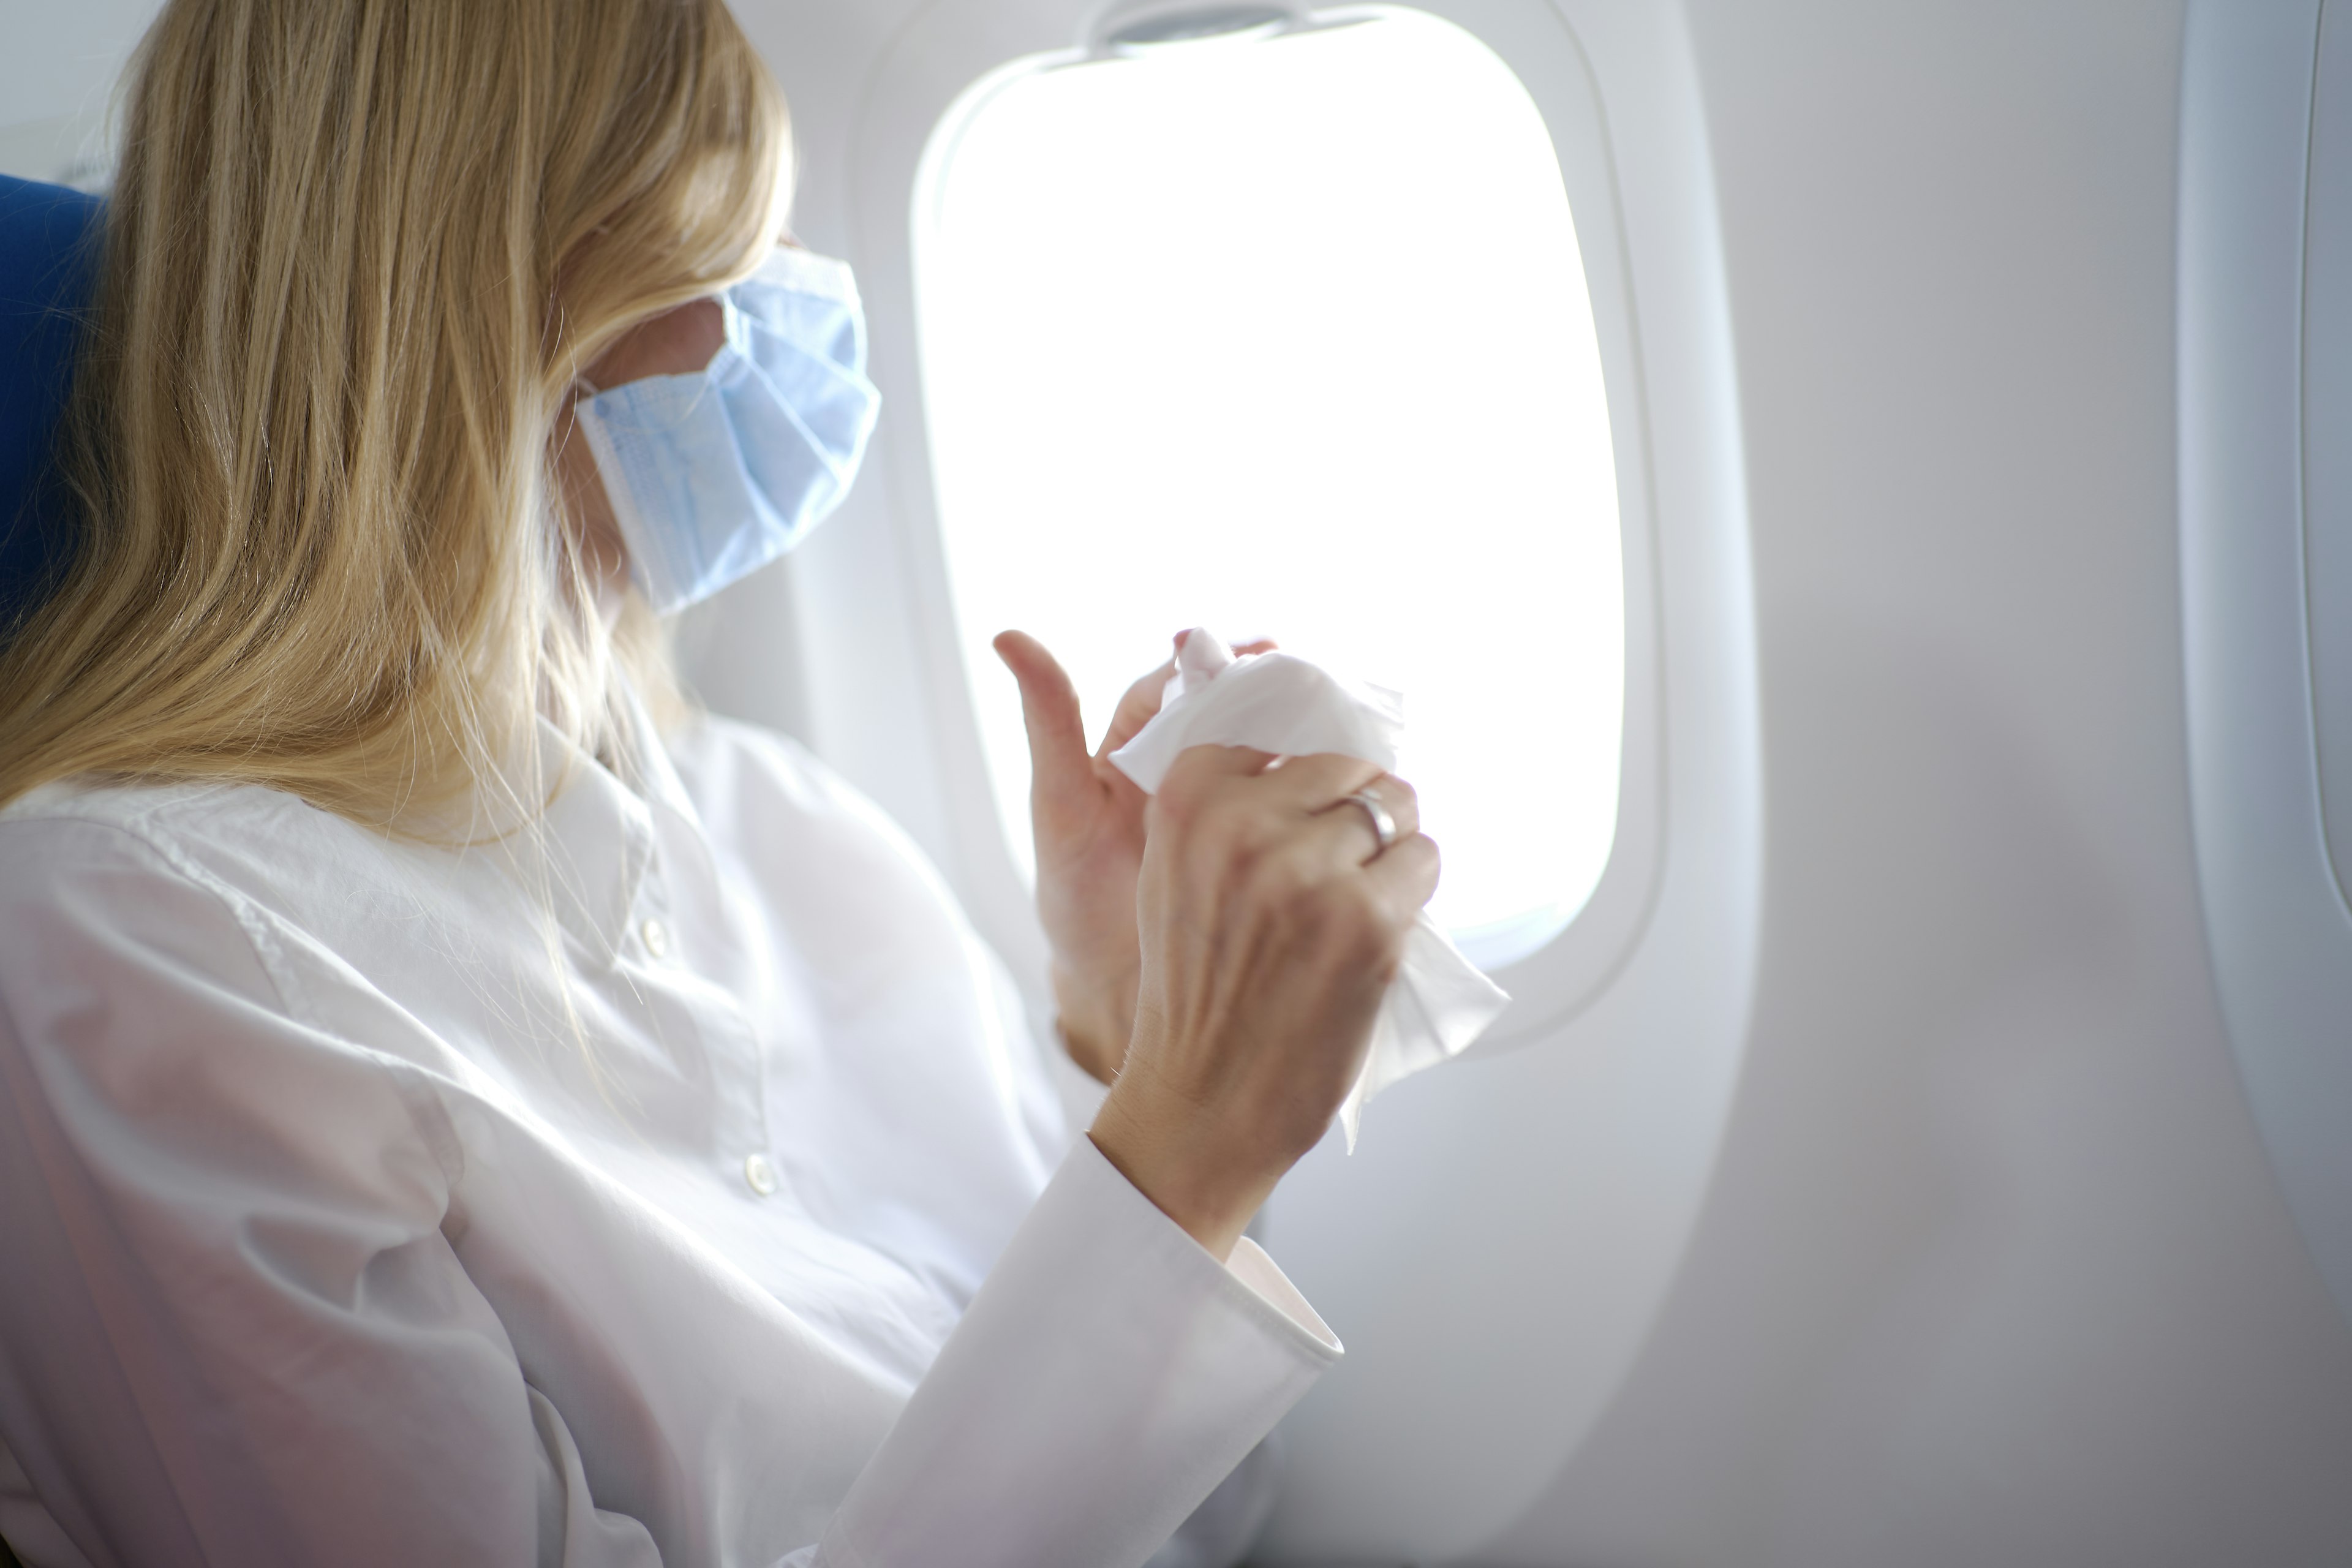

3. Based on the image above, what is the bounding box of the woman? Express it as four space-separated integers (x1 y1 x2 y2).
0 1 1439 1565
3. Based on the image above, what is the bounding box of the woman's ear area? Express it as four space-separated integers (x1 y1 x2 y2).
549 290 736 623
582 296 728 391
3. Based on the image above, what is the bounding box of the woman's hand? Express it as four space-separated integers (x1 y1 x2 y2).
993 630 1271 1084
1088 748 1439 1261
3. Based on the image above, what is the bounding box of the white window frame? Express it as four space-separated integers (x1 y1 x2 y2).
848 0 1669 1045
2177 0 2352 1333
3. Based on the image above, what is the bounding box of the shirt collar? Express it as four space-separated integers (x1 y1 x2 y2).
423 677 709 968
529 715 657 967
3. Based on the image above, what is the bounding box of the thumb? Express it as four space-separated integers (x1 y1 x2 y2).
993 631 1095 815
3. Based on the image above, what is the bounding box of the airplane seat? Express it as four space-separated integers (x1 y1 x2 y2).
0 174 104 644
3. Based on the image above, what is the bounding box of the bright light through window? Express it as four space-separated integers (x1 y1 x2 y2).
915 8 1623 963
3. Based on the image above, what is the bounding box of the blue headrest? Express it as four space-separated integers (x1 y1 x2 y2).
0 175 104 638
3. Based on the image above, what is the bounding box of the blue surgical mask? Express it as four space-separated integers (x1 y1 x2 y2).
575 247 881 614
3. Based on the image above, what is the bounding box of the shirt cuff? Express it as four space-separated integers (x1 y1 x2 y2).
818 1138 1339 1568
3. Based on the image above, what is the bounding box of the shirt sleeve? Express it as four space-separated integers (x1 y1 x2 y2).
1030 1019 1296 1568
812 1136 1340 1568
0 815 1340 1568
0 817 658 1567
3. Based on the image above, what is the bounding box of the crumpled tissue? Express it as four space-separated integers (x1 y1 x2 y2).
1108 630 1510 1150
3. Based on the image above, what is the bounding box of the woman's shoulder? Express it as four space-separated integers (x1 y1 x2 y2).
0 774 420 943
0 780 330 1041
0 772 569 1092
1 775 322 872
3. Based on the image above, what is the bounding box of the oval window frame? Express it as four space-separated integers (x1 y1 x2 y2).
856 0 1668 1048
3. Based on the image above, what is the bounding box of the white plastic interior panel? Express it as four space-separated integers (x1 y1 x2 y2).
719 0 1759 1557
2178 0 2352 1330
2311 2 2352 907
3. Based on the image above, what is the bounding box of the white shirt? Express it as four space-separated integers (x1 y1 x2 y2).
0 703 1339 1568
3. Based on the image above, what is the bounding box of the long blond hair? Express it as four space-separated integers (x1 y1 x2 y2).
0 0 789 830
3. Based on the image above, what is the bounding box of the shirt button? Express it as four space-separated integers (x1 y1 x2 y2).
640 918 671 959
743 1153 778 1196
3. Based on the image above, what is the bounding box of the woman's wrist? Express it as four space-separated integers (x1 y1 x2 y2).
1050 962 1136 1086
1087 1077 1277 1263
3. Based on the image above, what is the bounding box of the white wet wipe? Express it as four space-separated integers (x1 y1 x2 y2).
1109 630 1510 1150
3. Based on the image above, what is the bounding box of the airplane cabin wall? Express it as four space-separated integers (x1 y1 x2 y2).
0 2 153 185
1486 2 2352 1563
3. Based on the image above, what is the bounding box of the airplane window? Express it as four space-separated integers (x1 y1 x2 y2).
914 7 1623 965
